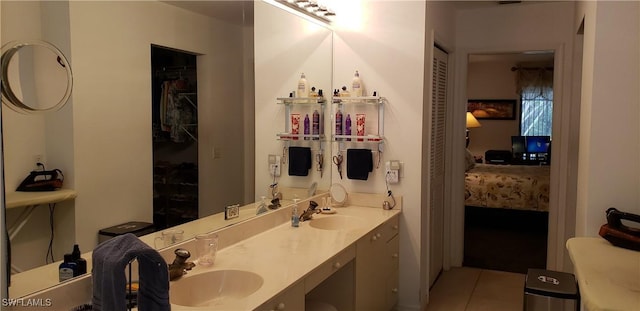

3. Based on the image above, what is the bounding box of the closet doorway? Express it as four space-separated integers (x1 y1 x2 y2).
151 45 199 230
463 51 554 274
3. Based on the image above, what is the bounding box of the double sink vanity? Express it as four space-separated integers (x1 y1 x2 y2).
14 191 401 311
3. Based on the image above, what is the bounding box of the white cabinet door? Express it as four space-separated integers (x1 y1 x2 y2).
355 215 399 311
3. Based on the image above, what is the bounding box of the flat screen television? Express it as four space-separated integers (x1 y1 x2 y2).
511 135 551 165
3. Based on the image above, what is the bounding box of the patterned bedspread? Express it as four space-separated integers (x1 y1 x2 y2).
465 164 550 212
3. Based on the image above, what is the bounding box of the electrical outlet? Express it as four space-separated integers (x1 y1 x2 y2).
269 155 281 177
385 160 400 184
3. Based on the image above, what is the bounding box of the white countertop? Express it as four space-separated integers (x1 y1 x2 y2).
566 237 640 311
170 205 400 310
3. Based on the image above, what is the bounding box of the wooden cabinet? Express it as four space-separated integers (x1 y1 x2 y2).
254 281 305 311
355 215 400 311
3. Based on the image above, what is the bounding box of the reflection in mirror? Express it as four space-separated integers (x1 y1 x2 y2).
2 0 333 299
329 183 348 206
1 40 73 114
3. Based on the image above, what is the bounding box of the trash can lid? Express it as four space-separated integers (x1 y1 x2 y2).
525 268 579 299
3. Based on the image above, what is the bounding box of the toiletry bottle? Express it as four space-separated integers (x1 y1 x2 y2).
340 86 350 97
310 86 318 98
345 114 352 141
304 114 310 140
71 244 87 276
59 254 77 282
318 89 324 98
297 73 309 98
351 70 363 97
291 198 300 227
312 110 320 140
335 109 343 139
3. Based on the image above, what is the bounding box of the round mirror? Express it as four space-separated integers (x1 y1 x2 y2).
329 183 348 206
1 40 73 114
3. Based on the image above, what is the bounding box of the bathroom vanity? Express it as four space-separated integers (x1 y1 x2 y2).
11 192 401 311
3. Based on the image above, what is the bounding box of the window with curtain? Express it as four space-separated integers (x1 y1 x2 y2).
517 66 553 137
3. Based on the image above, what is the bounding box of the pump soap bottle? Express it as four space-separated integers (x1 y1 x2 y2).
71 244 87 276
297 73 309 98
291 198 300 227
351 70 363 97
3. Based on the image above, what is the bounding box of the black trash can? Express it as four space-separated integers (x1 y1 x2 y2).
98 221 155 243
524 268 580 311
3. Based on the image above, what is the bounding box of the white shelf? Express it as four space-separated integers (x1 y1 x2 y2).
332 96 385 151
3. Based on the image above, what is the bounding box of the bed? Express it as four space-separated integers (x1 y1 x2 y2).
464 164 550 212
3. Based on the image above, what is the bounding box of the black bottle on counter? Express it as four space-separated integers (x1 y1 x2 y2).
71 244 87 276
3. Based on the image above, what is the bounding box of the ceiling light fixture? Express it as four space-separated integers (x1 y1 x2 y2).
275 0 335 24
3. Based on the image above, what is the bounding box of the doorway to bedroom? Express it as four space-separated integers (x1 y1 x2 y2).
463 51 554 274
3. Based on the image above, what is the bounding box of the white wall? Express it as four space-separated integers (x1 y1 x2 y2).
68 1 247 249
1 0 75 272
466 60 520 156
453 2 576 270
575 1 640 236
333 1 426 309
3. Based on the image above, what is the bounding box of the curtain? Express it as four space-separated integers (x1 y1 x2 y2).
516 66 553 137
516 67 553 100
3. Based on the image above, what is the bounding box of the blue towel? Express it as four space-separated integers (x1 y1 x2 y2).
92 233 170 311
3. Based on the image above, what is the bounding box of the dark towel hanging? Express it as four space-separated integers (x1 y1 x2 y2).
347 149 373 180
288 147 312 176
92 233 170 311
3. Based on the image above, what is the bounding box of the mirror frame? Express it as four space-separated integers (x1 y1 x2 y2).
1 40 73 114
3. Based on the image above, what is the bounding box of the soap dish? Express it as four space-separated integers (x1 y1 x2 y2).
321 207 336 214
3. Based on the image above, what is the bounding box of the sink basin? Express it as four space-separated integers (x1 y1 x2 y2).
170 270 263 307
308 215 366 230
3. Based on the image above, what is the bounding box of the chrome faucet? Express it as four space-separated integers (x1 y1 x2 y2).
299 200 320 222
168 248 196 281
268 183 283 209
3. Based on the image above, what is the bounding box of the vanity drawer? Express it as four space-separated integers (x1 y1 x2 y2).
254 281 304 311
304 244 356 293
382 215 399 242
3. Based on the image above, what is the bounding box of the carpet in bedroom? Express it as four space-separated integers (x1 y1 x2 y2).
463 206 548 274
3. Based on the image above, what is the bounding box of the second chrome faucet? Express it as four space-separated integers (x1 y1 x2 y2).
168 248 196 281
300 200 321 222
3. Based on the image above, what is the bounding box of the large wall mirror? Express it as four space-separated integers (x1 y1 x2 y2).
1 0 333 299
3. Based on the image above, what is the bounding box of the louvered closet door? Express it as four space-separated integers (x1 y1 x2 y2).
429 46 447 287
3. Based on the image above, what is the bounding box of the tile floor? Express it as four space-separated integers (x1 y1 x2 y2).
426 267 525 311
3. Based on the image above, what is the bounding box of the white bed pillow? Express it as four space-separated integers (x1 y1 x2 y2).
465 149 476 172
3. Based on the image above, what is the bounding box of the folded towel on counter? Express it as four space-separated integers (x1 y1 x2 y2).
288 147 312 176
92 233 169 311
347 149 373 180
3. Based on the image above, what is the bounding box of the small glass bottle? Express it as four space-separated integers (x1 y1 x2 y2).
291 198 300 227
59 254 77 282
